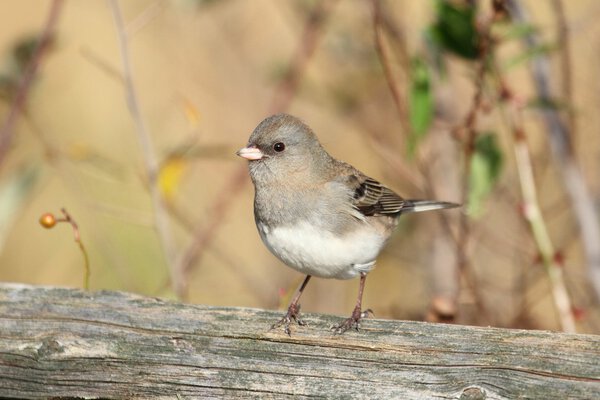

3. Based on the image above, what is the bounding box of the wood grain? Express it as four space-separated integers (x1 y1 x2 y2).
0 283 598 399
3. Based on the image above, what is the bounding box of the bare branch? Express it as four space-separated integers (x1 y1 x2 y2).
509 106 576 332
371 0 410 138
0 0 64 166
507 0 600 302
269 0 338 113
550 0 576 141
108 0 179 294
173 1 337 299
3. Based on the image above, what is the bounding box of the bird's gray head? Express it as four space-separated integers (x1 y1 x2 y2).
237 114 332 185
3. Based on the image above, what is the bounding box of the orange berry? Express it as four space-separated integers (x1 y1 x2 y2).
39 213 56 228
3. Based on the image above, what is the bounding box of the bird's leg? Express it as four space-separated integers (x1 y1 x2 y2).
332 272 372 334
271 275 312 335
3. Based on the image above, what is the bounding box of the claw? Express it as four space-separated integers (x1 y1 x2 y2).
332 307 372 335
270 303 306 335
361 308 374 318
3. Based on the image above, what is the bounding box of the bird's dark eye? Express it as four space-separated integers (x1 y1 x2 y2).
273 142 285 152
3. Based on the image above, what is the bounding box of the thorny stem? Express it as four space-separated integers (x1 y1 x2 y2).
489 47 576 332
509 110 576 333
453 11 497 323
369 2 463 321
507 0 600 303
455 1 576 330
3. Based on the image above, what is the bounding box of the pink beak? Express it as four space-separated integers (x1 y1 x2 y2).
236 146 263 160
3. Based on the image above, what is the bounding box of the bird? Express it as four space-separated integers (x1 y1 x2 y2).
237 114 459 335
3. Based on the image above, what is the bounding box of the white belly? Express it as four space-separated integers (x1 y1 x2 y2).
257 221 386 279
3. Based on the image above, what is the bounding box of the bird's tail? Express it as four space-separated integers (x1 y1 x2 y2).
403 200 460 213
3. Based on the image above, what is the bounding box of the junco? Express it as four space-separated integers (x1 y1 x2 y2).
237 114 458 335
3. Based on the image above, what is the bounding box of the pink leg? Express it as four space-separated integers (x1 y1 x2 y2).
332 273 372 334
271 275 311 335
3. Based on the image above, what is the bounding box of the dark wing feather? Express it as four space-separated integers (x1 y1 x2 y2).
349 176 406 217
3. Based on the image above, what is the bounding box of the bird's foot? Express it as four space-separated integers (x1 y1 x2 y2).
331 308 373 335
271 303 306 336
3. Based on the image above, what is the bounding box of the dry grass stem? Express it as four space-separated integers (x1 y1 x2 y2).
109 0 180 295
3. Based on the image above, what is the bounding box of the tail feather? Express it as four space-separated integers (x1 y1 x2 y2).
403 200 460 213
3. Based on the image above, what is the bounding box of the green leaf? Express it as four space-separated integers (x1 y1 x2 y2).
468 132 503 216
429 0 479 60
407 57 433 157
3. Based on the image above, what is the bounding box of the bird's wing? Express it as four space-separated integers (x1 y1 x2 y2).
345 174 406 217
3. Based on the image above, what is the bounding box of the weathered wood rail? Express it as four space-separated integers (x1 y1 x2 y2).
0 283 598 399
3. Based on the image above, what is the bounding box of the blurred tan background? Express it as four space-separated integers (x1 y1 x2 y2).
1 0 599 333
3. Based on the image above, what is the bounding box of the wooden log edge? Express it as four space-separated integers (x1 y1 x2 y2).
0 283 598 399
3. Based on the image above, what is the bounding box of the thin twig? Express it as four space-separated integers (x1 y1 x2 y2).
507 0 600 302
490 46 577 332
0 0 64 166
60 208 91 291
109 0 179 294
269 0 338 113
550 0 576 143
367 135 423 191
125 0 165 37
39 208 90 290
369 1 465 322
366 2 448 199
371 0 410 138
417 162 459 247
508 106 576 333
163 200 273 305
79 47 124 84
452 11 497 323
174 1 337 299
175 168 247 285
